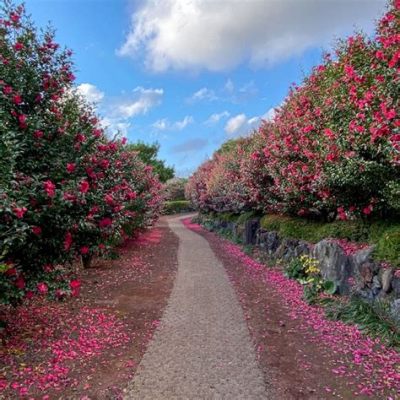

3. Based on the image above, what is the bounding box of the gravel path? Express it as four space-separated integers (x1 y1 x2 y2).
125 215 270 400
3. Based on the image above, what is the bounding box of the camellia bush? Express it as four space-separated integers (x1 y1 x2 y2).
0 3 163 305
187 0 399 221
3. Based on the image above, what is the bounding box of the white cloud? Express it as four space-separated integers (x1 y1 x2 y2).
115 86 163 118
262 107 276 121
100 117 131 136
152 115 194 131
77 83 104 103
205 111 230 125
118 0 384 72
225 113 261 136
188 87 217 102
175 115 194 130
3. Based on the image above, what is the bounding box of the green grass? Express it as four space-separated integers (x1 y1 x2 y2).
325 297 400 348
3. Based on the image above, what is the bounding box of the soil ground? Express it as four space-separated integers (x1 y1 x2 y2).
0 217 178 400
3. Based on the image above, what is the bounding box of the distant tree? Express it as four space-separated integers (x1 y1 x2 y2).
127 141 174 182
165 177 188 201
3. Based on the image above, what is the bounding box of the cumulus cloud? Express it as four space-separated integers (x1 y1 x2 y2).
205 111 230 125
262 107 276 121
225 113 261 136
171 138 208 153
77 83 104 103
152 115 194 131
118 0 384 72
114 86 163 118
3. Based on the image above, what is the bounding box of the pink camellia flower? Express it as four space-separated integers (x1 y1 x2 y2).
37 282 48 294
43 180 56 197
3 85 12 95
32 226 42 235
92 128 102 138
121 137 127 144
70 279 81 297
33 130 44 139
80 246 89 255
13 207 27 219
363 204 373 215
66 163 76 173
79 180 90 193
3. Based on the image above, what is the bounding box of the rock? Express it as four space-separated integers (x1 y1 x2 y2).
390 299 400 323
391 277 400 297
257 230 281 254
275 238 300 261
358 262 375 287
312 240 352 294
352 246 375 267
381 268 394 293
294 241 311 258
243 218 260 245
371 275 382 296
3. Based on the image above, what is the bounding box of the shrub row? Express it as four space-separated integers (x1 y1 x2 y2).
0 4 163 304
186 1 400 222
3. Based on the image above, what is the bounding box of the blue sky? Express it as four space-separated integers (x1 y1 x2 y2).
26 0 386 177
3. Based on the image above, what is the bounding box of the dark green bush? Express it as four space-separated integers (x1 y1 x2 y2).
163 200 194 215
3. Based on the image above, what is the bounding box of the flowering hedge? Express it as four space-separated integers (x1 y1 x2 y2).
0 4 163 304
186 1 399 221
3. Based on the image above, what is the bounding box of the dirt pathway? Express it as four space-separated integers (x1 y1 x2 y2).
125 215 272 399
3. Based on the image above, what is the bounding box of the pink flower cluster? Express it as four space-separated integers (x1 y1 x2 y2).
186 2 400 218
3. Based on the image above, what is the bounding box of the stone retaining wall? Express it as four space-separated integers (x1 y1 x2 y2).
201 216 400 320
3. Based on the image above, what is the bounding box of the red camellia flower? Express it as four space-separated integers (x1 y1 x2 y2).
66 163 76 173
79 180 90 193
18 114 27 128
70 279 81 297
13 94 22 105
4 267 17 277
25 291 34 300
43 180 56 197
32 226 42 235
13 207 27 219
14 42 24 51
15 276 25 289
64 231 73 251
37 282 48 294
80 246 89 255
98 217 112 228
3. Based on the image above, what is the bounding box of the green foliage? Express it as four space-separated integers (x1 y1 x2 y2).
126 141 174 182
374 227 400 267
325 297 400 348
284 257 306 280
236 211 257 225
163 200 194 215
